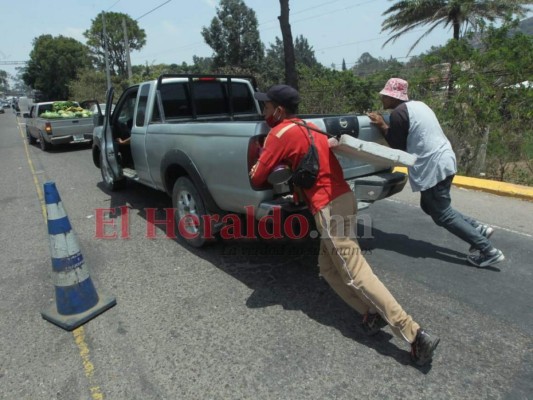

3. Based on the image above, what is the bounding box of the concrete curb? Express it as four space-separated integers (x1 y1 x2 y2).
393 167 533 202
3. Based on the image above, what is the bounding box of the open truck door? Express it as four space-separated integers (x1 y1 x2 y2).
100 87 126 191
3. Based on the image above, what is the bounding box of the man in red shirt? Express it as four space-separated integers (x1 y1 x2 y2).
250 84 439 366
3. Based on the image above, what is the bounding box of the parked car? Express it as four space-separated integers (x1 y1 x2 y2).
90 103 115 115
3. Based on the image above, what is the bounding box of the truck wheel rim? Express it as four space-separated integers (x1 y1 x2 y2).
176 190 200 235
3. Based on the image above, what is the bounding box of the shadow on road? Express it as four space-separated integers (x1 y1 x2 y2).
360 224 502 272
96 180 441 371
193 238 435 371
28 141 93 153
360 226 468 266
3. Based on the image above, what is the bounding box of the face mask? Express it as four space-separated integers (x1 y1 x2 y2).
265 107 282 128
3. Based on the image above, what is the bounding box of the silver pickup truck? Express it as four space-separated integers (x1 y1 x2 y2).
92 74 408 247
24 101 96 151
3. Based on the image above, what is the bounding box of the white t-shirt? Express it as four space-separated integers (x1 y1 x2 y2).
387 100 457 192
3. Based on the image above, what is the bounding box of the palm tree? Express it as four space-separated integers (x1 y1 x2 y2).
381 0 531 177
381 0 531 54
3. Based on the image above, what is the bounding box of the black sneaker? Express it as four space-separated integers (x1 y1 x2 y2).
411 329 440 366
467 248 505 268
469 224 495 253
361 312 387 336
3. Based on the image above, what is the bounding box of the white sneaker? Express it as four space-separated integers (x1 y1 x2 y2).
469 224 495 253
467 248 505 268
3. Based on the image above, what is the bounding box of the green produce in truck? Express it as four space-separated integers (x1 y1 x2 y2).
24 100 99 151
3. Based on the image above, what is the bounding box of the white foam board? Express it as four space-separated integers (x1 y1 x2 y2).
330 135 417 167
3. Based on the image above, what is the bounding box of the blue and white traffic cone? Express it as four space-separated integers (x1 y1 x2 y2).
41 181 116 331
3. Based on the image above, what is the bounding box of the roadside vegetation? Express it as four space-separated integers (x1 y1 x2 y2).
2 0 531 185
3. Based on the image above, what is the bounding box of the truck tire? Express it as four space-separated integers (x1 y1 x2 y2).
26 128 36 145
39 133 52 151
100 151 126 191
172 177 215 248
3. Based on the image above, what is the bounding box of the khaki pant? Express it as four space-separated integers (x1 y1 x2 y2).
314 192 420 343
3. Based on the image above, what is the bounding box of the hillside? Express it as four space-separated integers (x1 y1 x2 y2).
517 16 533 35
470 16 533 47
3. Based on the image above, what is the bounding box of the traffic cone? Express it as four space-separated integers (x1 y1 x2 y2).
41 181 116 331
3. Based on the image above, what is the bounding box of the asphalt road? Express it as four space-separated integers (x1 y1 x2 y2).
1 110 532 400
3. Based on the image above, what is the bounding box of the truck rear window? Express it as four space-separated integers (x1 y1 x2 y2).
153 80 256 121
38 104 53 115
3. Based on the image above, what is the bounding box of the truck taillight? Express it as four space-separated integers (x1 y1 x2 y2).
45 122 52 134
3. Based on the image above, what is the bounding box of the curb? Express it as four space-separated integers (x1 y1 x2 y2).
393 167 533 202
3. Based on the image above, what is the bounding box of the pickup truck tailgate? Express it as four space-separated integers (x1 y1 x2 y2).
48 118 94 137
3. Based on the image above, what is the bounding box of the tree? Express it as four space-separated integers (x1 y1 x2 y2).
84 12 146 78
68 69 109 102
261 34 320 88
0 70 9 93
264 35 319 68
298 66 374 114
202 0 264 72
191 56 214 73
411 21 533 182
23 35 91 100
352 52 403 78
294 35 319 68
381 0 531 54
279 0 298 89
10 68 31 96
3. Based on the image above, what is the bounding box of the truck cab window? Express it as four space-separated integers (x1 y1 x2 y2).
194 81 228 116
116 96 136 140
136 84 150 127
153 82 190 121
38 103 53 116
230 82 256 114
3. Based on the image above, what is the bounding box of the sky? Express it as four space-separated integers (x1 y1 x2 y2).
1 0 532 83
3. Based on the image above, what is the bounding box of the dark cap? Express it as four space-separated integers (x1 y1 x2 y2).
254 84 300 109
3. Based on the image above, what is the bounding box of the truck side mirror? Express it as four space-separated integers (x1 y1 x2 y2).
23 112 30 118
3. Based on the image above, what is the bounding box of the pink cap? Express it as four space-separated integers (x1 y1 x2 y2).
379 78 409 101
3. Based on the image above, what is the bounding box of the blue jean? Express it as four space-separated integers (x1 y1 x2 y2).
420 175 491 253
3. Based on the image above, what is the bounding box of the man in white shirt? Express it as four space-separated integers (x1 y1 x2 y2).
368 78 504 268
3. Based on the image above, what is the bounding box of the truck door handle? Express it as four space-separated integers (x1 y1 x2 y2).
72 120 79 124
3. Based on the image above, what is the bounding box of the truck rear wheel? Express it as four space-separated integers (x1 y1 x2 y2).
100 151 126 191
26 128 36 145
39 133 52 151
172 177 215 248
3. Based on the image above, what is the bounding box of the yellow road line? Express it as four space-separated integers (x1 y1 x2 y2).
17 118 105 400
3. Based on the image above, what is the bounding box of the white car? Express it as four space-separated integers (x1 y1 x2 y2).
90 103 115 116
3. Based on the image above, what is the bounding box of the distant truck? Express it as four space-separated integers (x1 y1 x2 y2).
24 101 97 151
93 74 411 247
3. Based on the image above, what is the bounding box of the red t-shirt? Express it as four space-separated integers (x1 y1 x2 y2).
250 118 351 215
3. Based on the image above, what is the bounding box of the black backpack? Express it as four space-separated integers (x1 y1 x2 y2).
292 121 320 189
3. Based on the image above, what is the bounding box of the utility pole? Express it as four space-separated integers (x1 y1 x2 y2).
102 12 112 90
122 18 132 81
